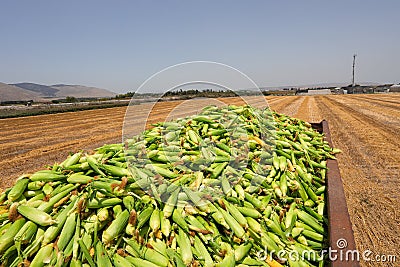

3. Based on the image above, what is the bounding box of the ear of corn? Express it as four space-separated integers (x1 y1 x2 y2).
102 209 129 244
172 208 189 232
96 240 113 267
113 253 134 267
29 243 54 267
38 184 78 213
136 205 154 229
216 252 236 267
78 239 96 267
56 212 77 251
296 210 324 234
176 226 193 266
234 242 253 262
219 207 245 238
29 171 66 182
142 245 169 266
0 218 26 254
87 197 122 208
67 173 93 184
149 208 161 233
60 152 82 168
7 177 29 202
14 220 38 256
17 205 55 226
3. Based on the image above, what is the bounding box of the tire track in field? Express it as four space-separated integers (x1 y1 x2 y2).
317 97 398 256
316 96 400 265
325 96 400 141
344 96 400 123
214 96 271 109
292 95 325 124
357 94 400 105
333 96 400 130
0 107 127 134
0 121 124 160
0 113 125 146
292 95 324 123
0 110 124 142
351 94 400 107
270 96 305 118
351 94 400 113
307 96 323 123
292 96 311 122
268 96 301 114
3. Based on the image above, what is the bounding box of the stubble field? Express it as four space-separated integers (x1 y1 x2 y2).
0 94 399 266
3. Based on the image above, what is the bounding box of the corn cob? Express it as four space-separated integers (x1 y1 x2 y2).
56 212 77 251
218 207 245 238
29 171 66 182
296 210 324 234
176 226 193 266
67 173 93 184
7 177 29 202
96 241 113 267
87 197 122 208
102 209 129 244
0 218 26 254
194 235 214 267
17 205 55 226
142 245 169 266
29 243 54 267
60 152 82 168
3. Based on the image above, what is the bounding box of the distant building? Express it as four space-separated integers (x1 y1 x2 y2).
389 84 400 93
307 89 332 95
343 85 374 94
374 84 393 93
332 87 346 94
297 89 332 95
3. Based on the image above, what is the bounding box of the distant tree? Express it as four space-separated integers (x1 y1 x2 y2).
116 92 135 99
66 96 78 103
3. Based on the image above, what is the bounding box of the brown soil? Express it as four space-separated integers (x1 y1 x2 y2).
1 94 399 266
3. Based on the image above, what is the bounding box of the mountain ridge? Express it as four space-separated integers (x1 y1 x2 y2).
0 83 43 102
5 82 116 101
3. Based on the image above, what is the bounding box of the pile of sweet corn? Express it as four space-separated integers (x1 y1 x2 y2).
0 105 340 267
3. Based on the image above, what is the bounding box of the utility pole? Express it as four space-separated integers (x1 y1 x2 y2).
352 54 356 87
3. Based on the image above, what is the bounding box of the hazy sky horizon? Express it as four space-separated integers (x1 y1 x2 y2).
1 1 399 93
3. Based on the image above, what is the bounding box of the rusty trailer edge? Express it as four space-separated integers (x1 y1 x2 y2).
312 120 359 267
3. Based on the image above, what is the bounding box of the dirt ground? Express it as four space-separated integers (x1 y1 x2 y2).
0 94 399 266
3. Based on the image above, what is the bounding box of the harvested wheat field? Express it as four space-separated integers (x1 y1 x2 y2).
0 94 399 266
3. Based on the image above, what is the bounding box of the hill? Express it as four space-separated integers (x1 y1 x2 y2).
9 83 116 99
12 83 59 97
0 82 42 102
51 84 115 98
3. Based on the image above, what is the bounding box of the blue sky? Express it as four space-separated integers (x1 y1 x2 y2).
1 1 399 93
